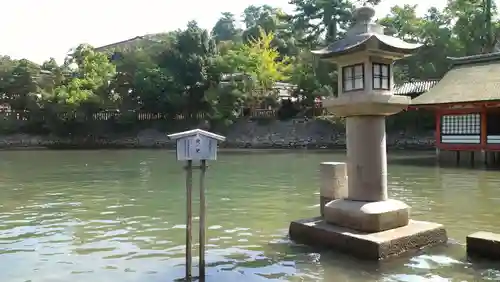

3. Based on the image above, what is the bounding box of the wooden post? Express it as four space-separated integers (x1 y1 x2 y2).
481 107 488 166
435 110 442 149
199 160 207 279
481 107 487 148
167 129 226 281
185 160 193 280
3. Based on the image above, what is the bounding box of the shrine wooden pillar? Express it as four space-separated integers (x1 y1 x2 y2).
435 108 442 157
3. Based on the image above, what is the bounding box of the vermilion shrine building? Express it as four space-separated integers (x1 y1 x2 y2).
411 53 500 166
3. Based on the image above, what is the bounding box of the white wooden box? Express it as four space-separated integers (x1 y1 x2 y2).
168 129 226 161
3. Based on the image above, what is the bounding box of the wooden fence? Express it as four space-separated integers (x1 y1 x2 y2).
0 107 328 122
0 110 209 122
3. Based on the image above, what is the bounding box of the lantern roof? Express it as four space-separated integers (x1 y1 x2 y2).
311 6 422 59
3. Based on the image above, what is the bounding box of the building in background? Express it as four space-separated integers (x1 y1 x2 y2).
394 80 439 99
412 52 500 166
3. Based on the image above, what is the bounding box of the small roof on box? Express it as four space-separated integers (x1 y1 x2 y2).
311 6 422 59
167 129 226 142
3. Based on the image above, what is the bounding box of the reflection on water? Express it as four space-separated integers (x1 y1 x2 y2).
0 150 499 281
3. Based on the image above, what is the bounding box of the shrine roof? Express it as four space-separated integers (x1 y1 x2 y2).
412 52 500 105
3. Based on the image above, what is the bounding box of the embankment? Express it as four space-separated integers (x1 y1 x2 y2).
0 119 435 150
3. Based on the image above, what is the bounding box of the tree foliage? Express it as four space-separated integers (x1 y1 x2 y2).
0 0 497 136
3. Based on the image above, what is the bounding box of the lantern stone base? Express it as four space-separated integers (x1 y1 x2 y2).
289 217 447 260
324 199 410 233
322 94 410 117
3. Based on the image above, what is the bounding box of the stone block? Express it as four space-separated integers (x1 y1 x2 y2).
467 231 500 259
324 199 409 232
319 162 348 217
289 217 447 260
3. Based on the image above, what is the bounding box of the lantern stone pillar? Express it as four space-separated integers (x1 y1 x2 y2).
289 6 447 260
345 115 387 202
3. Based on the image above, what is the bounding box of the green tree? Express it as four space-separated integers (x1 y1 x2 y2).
2 59 42 111
212 12 241 43
156 21 218 120
379 0 499 82
289 0 366 44
0 0 497 136
241 5 299 57
220 29 292 105
290 50 336 105
48 44 116 109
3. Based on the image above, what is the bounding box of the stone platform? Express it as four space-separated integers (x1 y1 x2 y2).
467 231 500 259
289 217 447 260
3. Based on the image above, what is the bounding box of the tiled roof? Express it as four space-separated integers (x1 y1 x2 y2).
393 80 439 96
94 36 146 52
94 33 171 52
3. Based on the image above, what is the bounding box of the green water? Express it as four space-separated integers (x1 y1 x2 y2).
0 150 499 282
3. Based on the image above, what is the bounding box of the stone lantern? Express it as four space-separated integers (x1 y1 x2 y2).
289 6 447 260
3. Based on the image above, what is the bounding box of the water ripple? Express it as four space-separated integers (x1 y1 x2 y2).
0 150 499 281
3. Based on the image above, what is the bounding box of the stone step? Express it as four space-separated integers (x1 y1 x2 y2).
466 231 500 259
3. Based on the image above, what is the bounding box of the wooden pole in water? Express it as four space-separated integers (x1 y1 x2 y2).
168 129 225 281
199 159 207 279
185 160 193 280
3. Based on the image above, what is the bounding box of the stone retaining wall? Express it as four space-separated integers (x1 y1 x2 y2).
223 119 435 149
0 119 435 150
